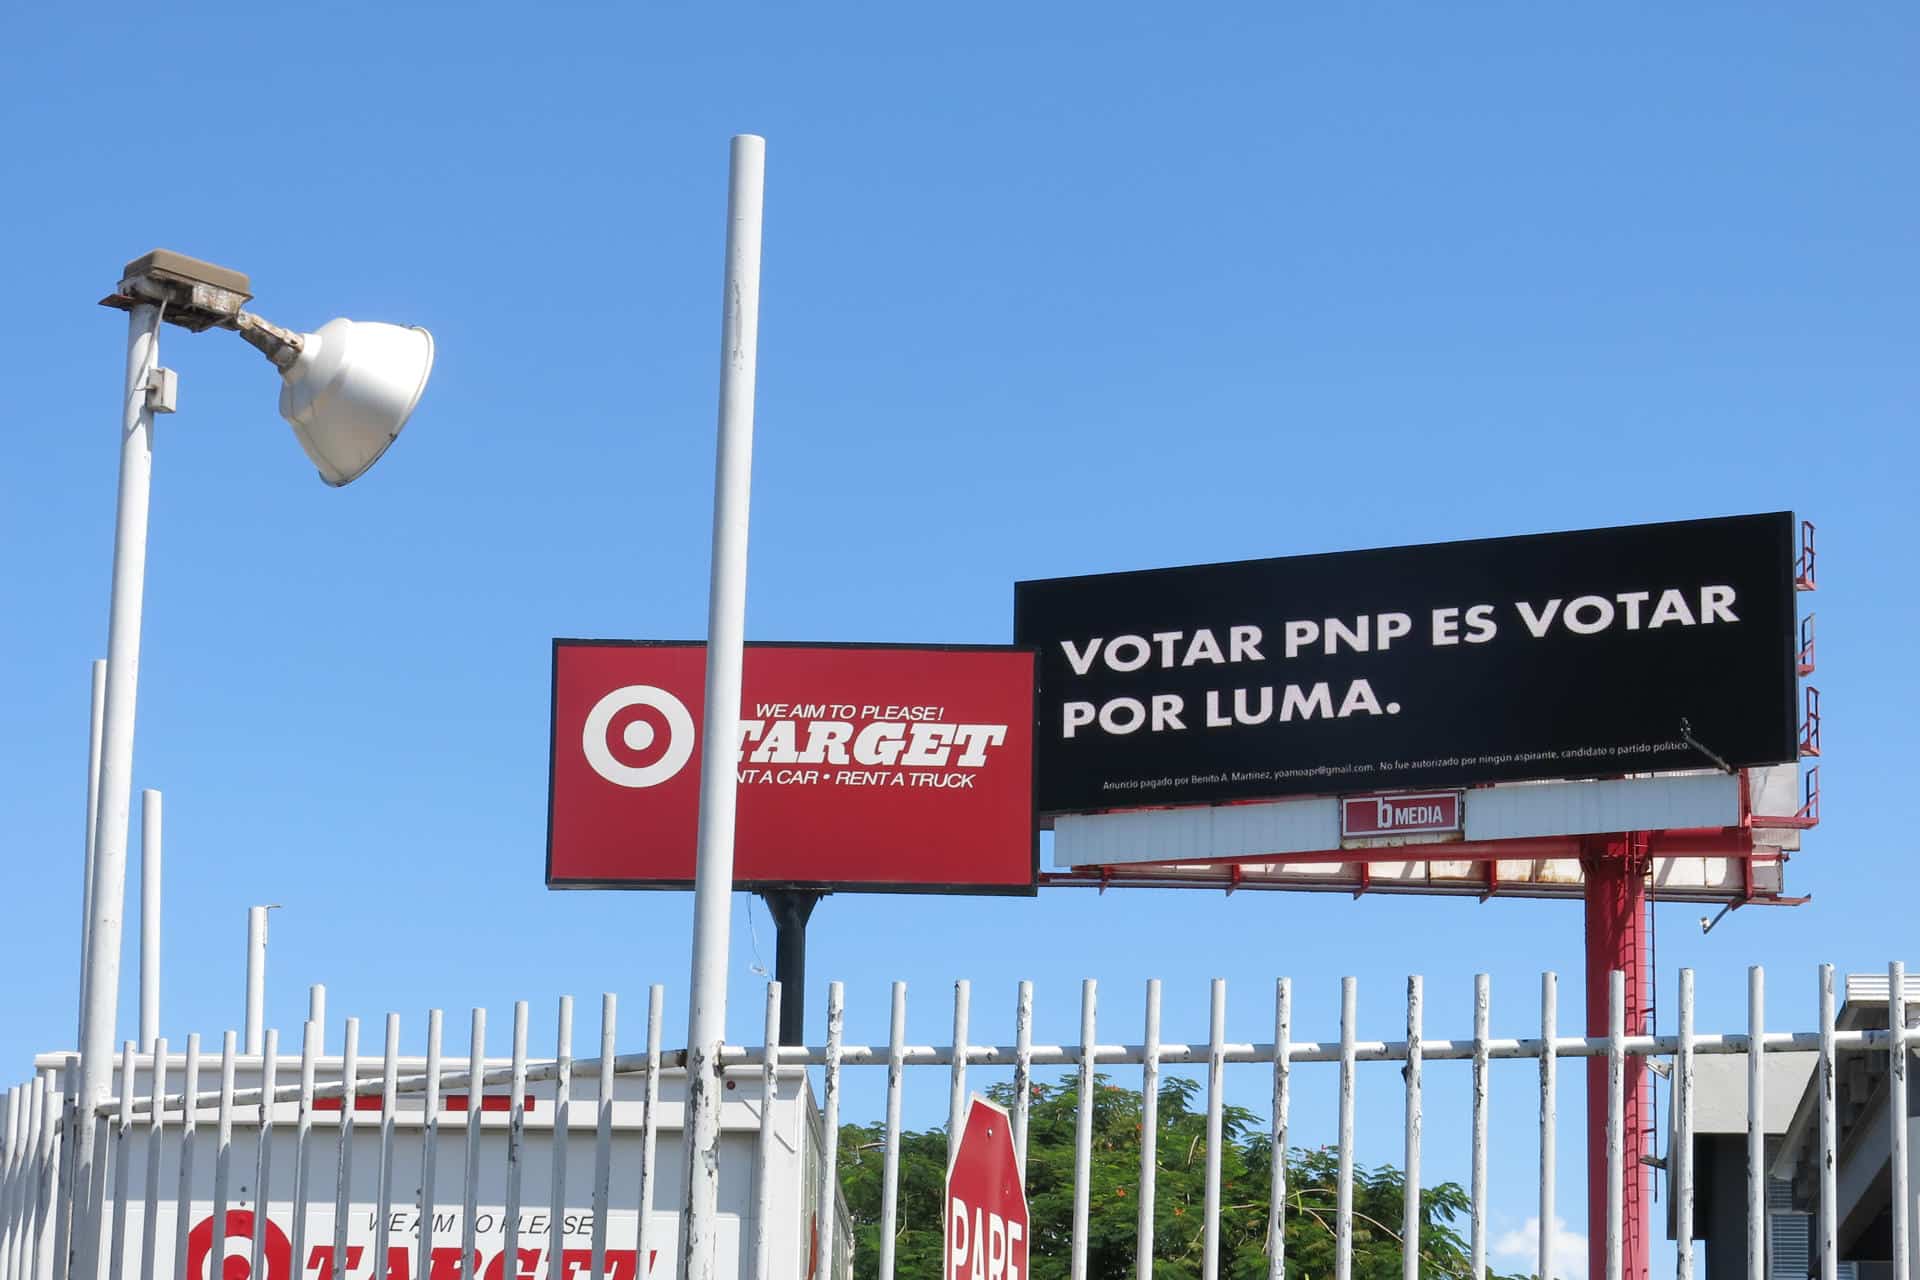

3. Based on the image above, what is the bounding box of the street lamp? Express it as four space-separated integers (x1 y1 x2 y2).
69 250 432 1278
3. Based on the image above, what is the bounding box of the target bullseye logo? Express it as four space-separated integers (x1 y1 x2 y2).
582 684 696 788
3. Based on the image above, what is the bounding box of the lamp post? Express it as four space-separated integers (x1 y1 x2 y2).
69 251 433 1279
681 134 766 1280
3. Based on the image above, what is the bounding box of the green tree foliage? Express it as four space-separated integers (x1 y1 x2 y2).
837 1075 1524 1280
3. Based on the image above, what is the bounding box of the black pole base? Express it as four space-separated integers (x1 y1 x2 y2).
760 890 824 1046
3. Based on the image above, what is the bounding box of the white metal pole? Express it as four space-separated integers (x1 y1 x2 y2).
72 303 160 1280
680 131 766 1280
77 660 106 1043
245 909 268 1056
138 791 160 1053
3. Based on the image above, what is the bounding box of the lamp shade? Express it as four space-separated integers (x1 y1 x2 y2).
278 318 434 486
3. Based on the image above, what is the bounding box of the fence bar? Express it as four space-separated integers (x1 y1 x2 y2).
637 986 664 1280
1269 978 1290 1280
416 1010 444 1280
948 981 970 1145
591 996 614 1280
1137 979 1161 1280
459 1010 483 1280
550 996 573 1280
33 1071 56 1280
250 1029 279 1280
107 1045 134 1280
1817 965 1837 1280
1607 970 1625 1280
1747 966 1765 1280
878 982 905 1280
754 984 781 1280
1012 982 1033 1176
172 1038 199 1280
1673 969 1695 1280
1071 979 1097 1280
817 983 845 1280
50 1061 74 1280
1336 976 1356 1280
334 1018 359 1280
286 1019 316 1280
1203 978 1226 1280
1540 974 1557 1280
502 1003 528 1280
1892 962 1910 1280
213 1035 239 1280
1471 974 1489 1280
309 987 327 1057
1403 976 1422 1280
30 1082 45 1280
374 1016 401 1280
4 1086 19 1280
30 1075 53 1280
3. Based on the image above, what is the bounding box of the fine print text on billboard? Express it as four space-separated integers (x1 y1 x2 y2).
548 641 1037 893
1013 512 1800 815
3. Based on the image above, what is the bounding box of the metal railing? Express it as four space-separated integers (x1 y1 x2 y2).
0 961 1910 1280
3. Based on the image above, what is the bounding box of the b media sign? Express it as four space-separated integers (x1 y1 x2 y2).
1013 512 1800 815
548 641 1036 893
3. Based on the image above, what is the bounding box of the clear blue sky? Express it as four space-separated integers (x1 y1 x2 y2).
3 5 1914 1272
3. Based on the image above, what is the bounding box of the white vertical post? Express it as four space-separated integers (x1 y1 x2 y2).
1012 982 1033 1177
373 1015 401 1280
680 132 767 1280
74 304 162 1280
1138 979 1161 1280
1403 976 1422 1280
244 910 268 1058
1817 965 1837 1280
1070 979 1097 1280
1471 974 1489 1280
815 984 844 1280
138 792 160 1054
288 1023 316 1280
1677 969 1696 1280
503 1003 528 1280
77 659 107 1048
1269 979 1290 1280
637 986 664 1280
250 1029 277 1280
458 1012 482 1280
1203 978 1226 1280
1607 970 1625 1280
753 984 781 1280
1540 973 1558 1280
172 1037 200 1280
415 1011 443 1280
1890 962 1910 1280
948 982 970 1145
1747 967 1765 1280
138 1040 165 1280
549 996 572 1280
333 1019 359 1280
877 983 905 1280
590 997 614 1280
1336 977 1356 1280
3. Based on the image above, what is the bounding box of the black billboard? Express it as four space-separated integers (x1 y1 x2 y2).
1013 512 1800 816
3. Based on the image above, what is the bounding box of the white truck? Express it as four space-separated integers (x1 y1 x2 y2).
36 1050 851 1280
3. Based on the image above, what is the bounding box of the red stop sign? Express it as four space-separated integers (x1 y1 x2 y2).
946 1096 1030 1280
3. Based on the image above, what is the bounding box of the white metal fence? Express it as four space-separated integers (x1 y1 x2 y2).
1 961 1910 1280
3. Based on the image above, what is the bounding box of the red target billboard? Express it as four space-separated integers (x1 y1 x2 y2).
547 641 1037 894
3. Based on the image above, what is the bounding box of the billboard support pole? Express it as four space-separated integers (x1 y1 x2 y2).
1585 836 1651 1280
681 132 766 1280
761 891 821 1046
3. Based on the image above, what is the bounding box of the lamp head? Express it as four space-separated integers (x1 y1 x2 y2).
276 318 434 486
